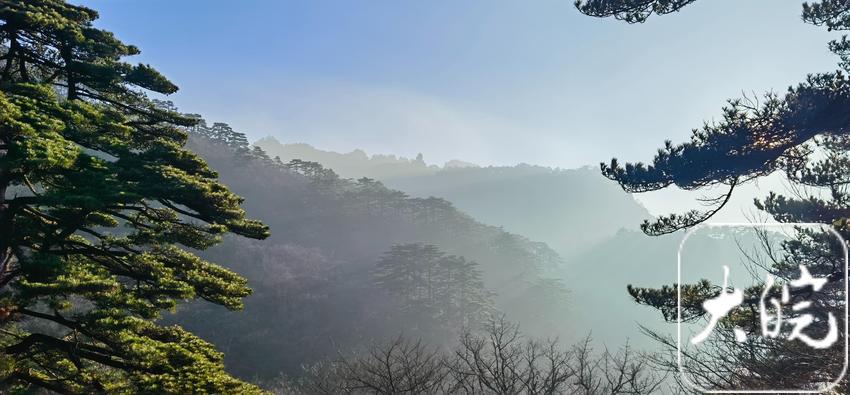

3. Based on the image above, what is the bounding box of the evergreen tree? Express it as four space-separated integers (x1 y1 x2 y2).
434 255 492 328
250 145 270 163
375 243 444 310
374 244 493 328
186 114 213 140
578 0 850 390
0 1 269 392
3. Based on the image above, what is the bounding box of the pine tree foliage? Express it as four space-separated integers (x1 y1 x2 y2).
575 0 695 23
578 0 850 390
0 1 269 393
578 0 850 236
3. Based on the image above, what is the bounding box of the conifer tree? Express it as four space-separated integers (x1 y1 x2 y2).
374 244 493 328
375 243 443 310
0 1 269 392
578 0 850 389
435 255 492 327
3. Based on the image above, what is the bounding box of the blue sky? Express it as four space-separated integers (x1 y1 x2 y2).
77 0 838 170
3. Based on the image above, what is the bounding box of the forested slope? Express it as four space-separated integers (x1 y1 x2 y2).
172 119 570 380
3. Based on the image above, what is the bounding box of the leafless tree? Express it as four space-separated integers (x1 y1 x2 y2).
339 336 449 394
270 337 448 394
272 317 666 394
572 336 667 395
446 317 574 394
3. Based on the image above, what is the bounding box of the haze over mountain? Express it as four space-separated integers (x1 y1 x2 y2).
254 136 776 353
176 124 573 380
257 137 652 257
254 136 447 180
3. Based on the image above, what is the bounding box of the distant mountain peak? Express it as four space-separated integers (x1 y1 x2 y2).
256 137 441 180
255 136 652 257
444 159 479 169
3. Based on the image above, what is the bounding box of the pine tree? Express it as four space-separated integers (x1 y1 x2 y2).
375 243 442 310
578 0 850 390
374 244 492 329
434 255 492 328
0 1 269 392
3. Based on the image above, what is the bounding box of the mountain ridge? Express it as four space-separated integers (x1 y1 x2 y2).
256 137 653 257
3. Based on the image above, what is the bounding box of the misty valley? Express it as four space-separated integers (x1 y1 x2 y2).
2 0 849 393
164 115 793 393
